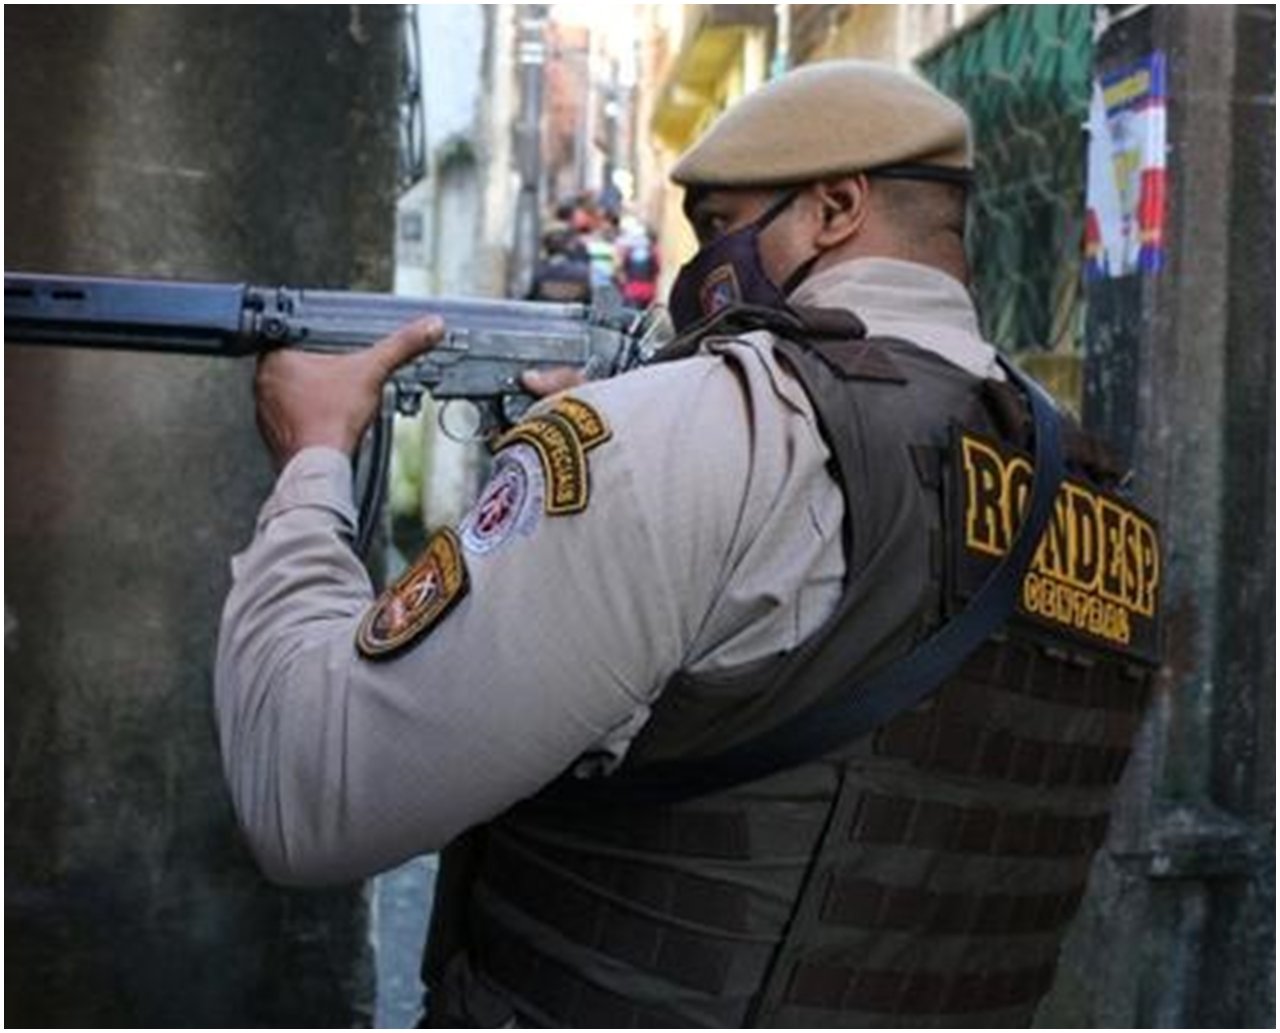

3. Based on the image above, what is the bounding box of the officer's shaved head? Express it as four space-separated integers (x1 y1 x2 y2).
870 177 968 256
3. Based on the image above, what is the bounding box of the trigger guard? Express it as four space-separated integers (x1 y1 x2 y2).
436 395 536 444
502 393 535 425
437 400 487 443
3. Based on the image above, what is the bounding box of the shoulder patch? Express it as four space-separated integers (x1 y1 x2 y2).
494 411 592 515
549 395 612 450
953 427 1162 663
489 397 612 517
357 527 469 659
459 444 545 554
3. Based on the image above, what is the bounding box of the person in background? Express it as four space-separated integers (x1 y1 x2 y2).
616 216 660 309
526 222 592 304
583 207 620 293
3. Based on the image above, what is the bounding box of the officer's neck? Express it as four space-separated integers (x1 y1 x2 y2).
812 214 969 288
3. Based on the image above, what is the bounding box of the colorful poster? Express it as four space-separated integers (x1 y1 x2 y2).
1084 52 1168 280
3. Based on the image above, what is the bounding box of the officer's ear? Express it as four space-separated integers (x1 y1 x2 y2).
812 175 870 249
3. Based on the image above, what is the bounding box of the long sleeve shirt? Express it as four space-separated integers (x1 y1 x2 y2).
214 257 1002 886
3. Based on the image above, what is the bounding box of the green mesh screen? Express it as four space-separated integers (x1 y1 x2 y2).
920 5 1093 355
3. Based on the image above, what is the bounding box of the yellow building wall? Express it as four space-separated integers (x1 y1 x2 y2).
647 9 770 297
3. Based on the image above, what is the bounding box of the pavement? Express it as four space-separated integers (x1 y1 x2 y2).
374 854 439 1028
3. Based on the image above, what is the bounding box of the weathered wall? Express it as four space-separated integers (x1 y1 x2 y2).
1039 6 1275 1027
5 7 400 1025
801 4 995 69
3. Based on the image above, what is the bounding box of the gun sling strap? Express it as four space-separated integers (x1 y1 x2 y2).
553 353 1065 807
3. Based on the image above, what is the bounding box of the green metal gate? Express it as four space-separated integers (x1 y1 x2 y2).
919 5 1093 375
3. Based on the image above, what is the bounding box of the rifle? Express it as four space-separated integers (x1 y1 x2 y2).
4 271 668 552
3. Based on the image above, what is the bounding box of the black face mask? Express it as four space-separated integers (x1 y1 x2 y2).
667 189 819 334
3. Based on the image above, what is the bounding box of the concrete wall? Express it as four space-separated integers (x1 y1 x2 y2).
1038 6 1275 1027
391 5 526 538
395 3 488 298
395 2 521 301
5 7 401 1025
475 5 524 299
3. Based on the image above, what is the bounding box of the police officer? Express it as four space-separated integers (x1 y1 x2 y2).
217 61 1157 1027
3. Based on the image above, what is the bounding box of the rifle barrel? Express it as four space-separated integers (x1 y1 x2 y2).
4 272 255 355
3 272 604 359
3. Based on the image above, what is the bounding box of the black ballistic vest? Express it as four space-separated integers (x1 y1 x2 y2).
423 319 1159 1028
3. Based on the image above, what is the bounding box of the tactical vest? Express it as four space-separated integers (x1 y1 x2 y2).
423 322 1159 1028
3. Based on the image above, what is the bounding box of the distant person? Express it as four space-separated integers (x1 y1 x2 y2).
584 235 618 292
527 223 591 303
582 209 619 292
618 223 660 308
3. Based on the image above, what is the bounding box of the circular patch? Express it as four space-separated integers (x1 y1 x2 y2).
459 445 544 555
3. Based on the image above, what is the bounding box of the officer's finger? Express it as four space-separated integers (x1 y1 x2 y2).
364 316 446 379
521 366 587 398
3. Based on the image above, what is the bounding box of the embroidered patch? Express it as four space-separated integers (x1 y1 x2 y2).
494 412 590 515
953 428 1161 662
357 528 469 659
700 263 741 315
458 445 545 555
549 396 613 451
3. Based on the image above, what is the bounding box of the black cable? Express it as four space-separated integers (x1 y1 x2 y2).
354 388 396 559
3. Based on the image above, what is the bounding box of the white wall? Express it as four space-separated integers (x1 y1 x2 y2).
393 5 521 532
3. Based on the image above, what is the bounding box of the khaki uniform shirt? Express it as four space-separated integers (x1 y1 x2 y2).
215 257 1003 885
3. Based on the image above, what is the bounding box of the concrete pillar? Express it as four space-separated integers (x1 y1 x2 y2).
1037 6 1275 1027
5 7 400 1025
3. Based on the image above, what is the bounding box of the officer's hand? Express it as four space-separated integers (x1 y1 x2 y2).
255 316 445 469
520 366 587 398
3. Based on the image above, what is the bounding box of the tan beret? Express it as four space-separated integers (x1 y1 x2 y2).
671 60 972 187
